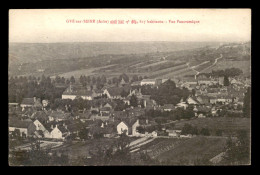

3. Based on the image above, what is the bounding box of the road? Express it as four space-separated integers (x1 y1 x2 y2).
199 54 223 74
186 54 223 79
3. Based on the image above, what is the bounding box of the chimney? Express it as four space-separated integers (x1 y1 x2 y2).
55 125 58 128
51 125 53 129
33 97 37 103
65 125 67 129
146 119 148 125
144 100 147 108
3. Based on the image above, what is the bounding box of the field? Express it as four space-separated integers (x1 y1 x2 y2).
202 60 251 76
154 136 227 164
173 117 251 135
51 64 117 79
132 136 227 165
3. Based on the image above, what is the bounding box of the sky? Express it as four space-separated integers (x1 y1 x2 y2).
9 9 251 43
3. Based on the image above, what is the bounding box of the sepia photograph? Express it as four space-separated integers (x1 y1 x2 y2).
8 9 251 166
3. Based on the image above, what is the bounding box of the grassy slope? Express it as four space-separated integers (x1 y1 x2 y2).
173 117 250 133
156 136 227 164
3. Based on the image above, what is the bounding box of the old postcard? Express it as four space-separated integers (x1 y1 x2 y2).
8 9 251 166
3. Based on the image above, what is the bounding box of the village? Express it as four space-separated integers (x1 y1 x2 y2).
8 70 250 164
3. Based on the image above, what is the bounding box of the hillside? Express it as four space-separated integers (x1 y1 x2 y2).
9 42 221 65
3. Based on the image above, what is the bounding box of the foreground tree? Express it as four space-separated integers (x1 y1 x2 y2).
243 87 251 118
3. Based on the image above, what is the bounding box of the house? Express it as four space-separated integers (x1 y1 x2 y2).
116 118 139 135
93 89 104 97
119 78 127 87
9 118 35 137
131 81 141 86
209 97 218 104
140 79 156 86
218 77 224 86
162 104 175 111
196 96 210 106
198 113 206 118
20 97 42 109
103 86 131 99
62 84 95 100
100 106 111 116
103 126 116 138
33 119 51 138
166 130 181 137
186 97 200 105
103 103 113 109
176 102 188 109
50 124 69 140
117 121 129 135
198 77 212 85
151 131 158 137
46 110 70 122
130 118 150 136
42 100 49 107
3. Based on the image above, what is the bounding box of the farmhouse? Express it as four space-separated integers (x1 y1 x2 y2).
162 104 175 111
186 97 200 105
9 118 35 137
176 102 188 109
103 86 131 99
62 84 96 100
50 125 69 140
20 97 42 109
140 79 156 86
117 121 130 135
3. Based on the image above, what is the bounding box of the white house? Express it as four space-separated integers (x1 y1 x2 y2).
186 97 199 105
50 125 69 139
132 120 140 136
176 102 188 109
140 79 156 86
50 125 62 139
33 119 51 138
117 121 129 135
62 85 94 100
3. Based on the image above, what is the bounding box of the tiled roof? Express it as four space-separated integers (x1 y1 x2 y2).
141 79 156 82
121 118 138 128
106 86 131 97
63 89 93 96
100 107 111 111
9 118 32 128
163 104 175 109
21 98 34 105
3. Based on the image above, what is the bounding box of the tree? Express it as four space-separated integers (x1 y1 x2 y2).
216 129 223 136
120 89 129 98
119 73 129 83
101 75 107 84
130 95 138 107
132 75 139 82
200 128 210 136
92 77 96 84
243 87 251 118
224 75 230 86
70 76 75 84
222 130 250 165
181 124 193 135
192 89 196 96
136 126 145 134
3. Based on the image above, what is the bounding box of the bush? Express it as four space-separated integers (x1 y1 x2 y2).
216 129 223 136
200 128 210 136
